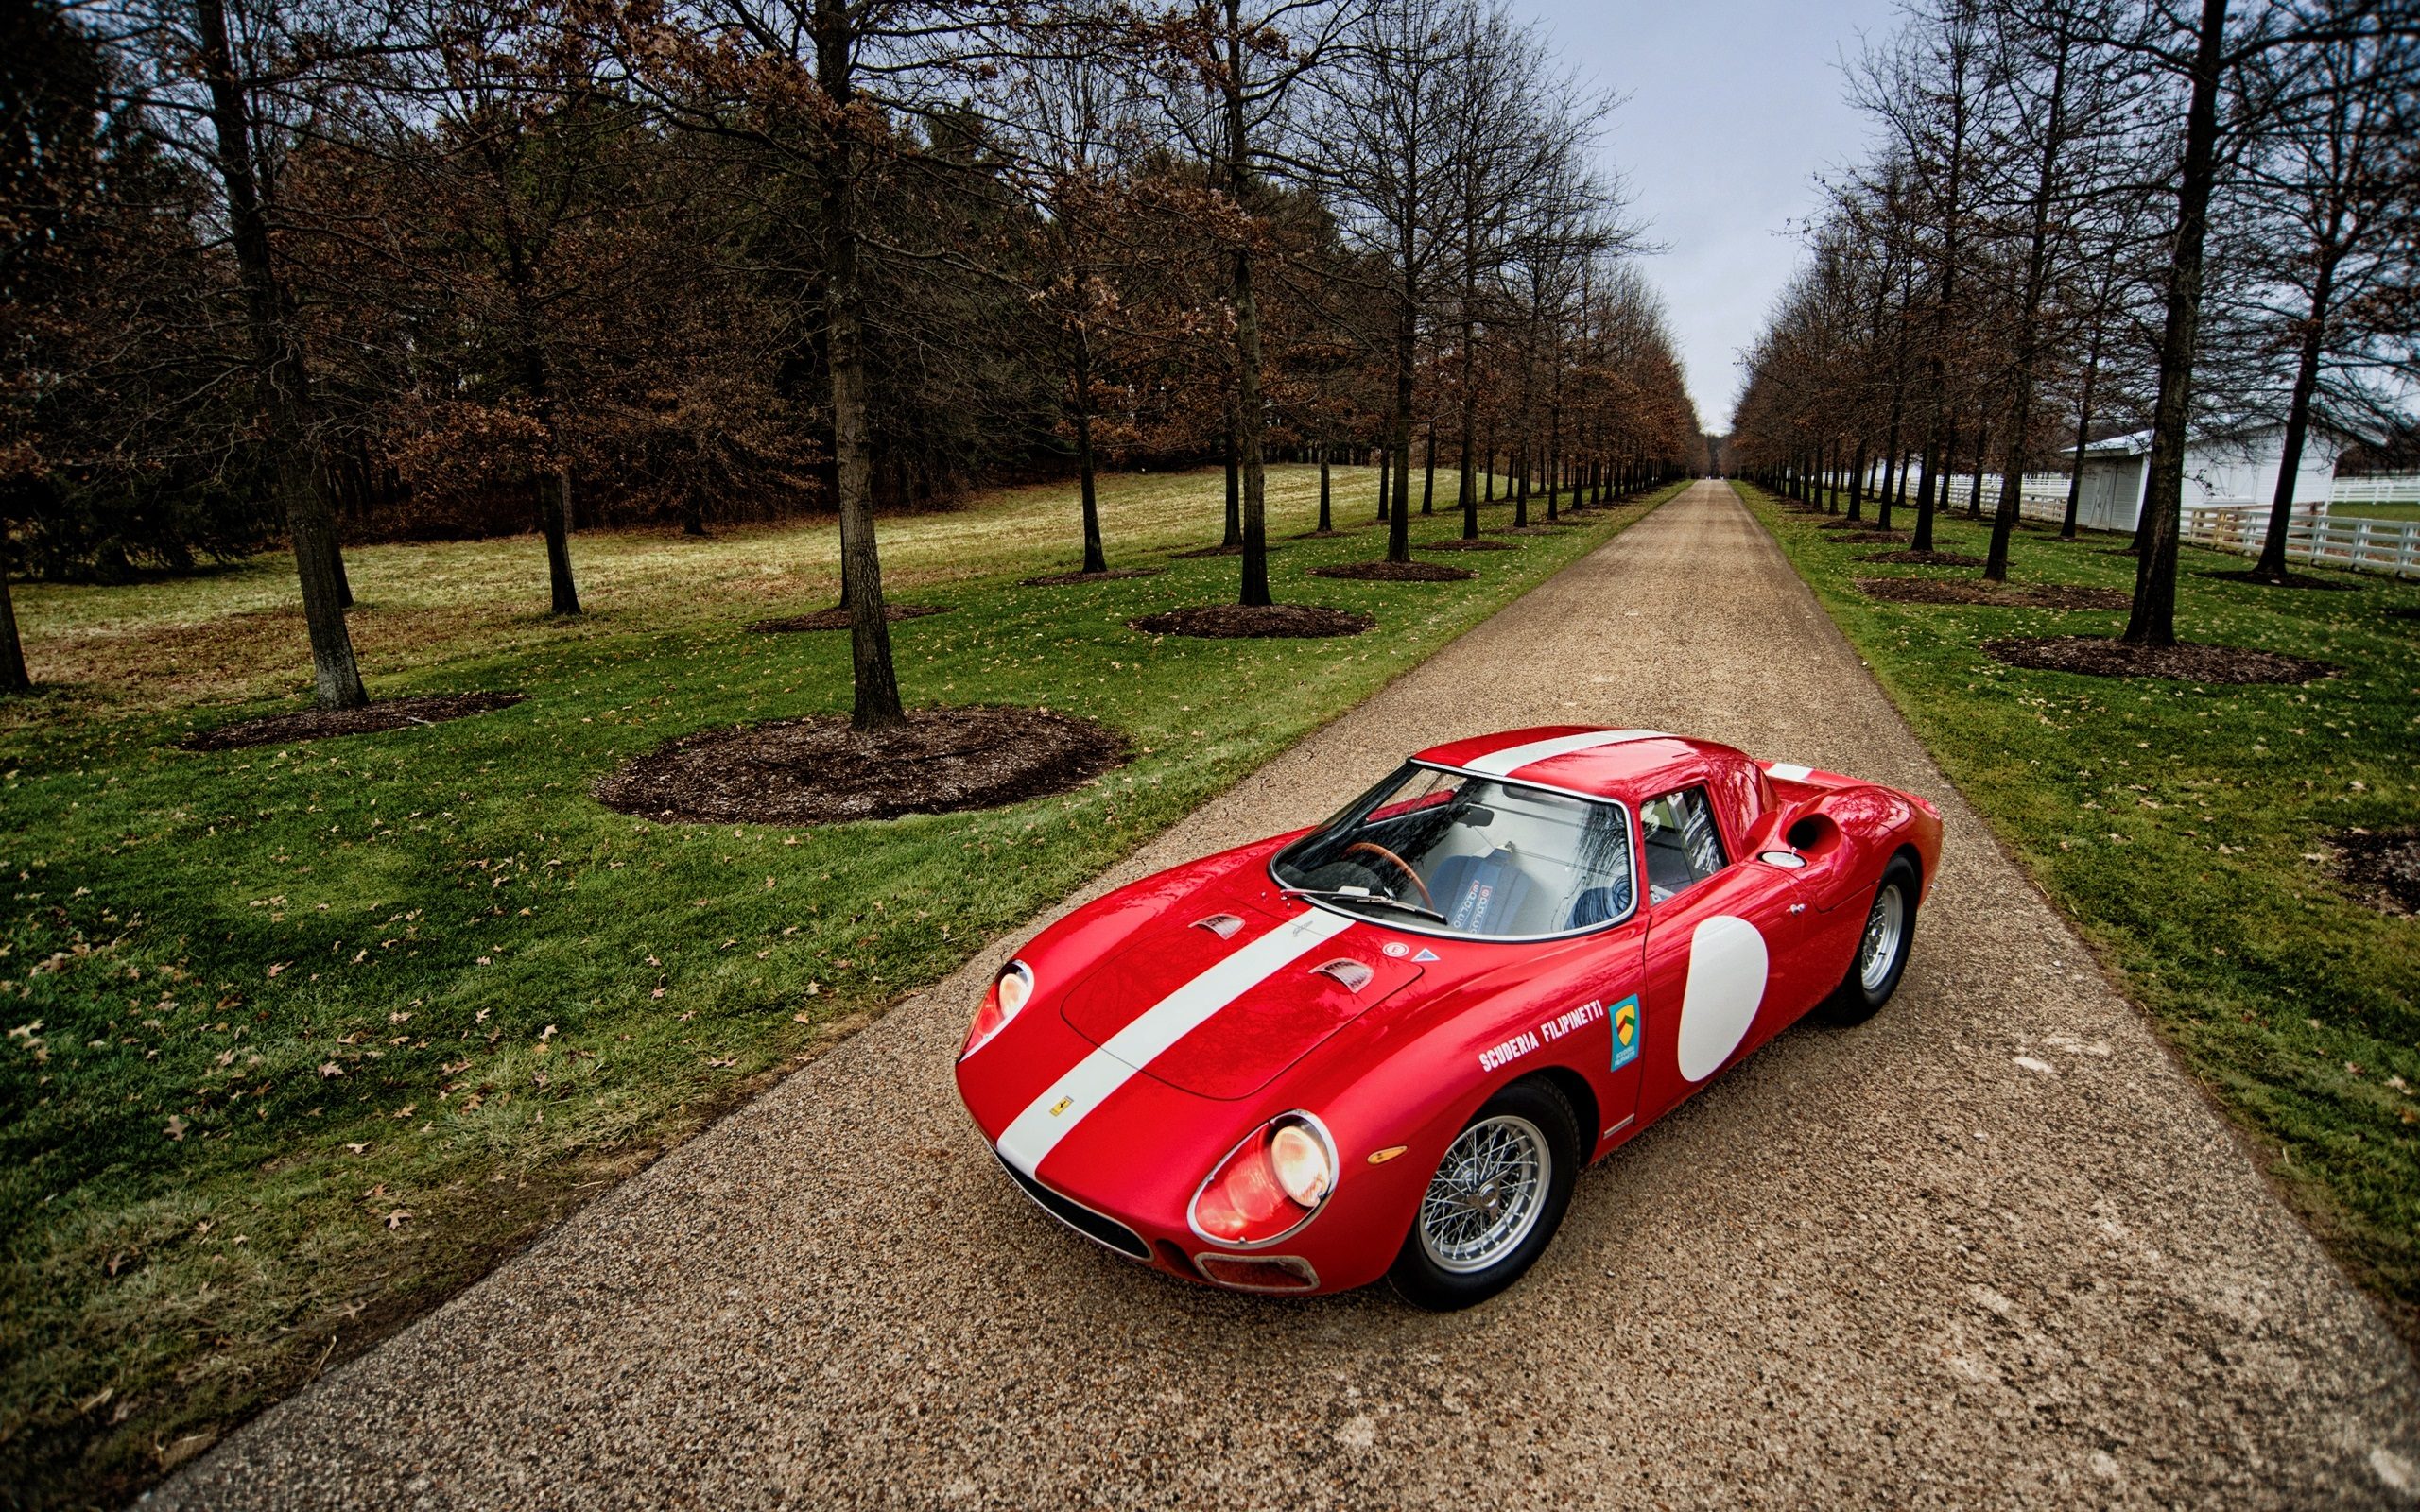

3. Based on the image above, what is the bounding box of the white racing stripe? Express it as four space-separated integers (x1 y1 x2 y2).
995 909 1357 1177
1461 728 1669 777
1765 762 1813 782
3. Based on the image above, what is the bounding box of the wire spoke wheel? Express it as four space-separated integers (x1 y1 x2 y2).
1858 883 1906 992
1417 1114 1550 1273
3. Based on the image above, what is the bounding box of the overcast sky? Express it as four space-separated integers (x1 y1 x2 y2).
1518 0 1904 432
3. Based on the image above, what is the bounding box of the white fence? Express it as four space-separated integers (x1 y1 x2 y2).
2181 502 2420 578
2331 473 2420 506
1857 468 2420 509
1846 478 2420 576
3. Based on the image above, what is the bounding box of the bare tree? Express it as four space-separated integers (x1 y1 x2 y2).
102 0 371 706
1143 0 1356 606
2235 13 2419 580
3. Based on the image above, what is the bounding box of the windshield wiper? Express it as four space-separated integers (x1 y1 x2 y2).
1279 885 1449 925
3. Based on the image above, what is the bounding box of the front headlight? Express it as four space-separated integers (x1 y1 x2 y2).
1269 1122 1333 1205
1188 1113 1338 1246
959 959 1033 1060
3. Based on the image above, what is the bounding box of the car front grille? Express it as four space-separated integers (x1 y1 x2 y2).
995 1152 1152 1261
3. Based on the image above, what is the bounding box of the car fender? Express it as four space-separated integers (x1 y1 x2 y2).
1242 941 1642 1290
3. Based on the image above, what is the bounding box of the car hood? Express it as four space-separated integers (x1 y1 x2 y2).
1058 896 1426 1100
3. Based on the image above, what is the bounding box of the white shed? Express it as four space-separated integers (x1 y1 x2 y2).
2065 422 2346 532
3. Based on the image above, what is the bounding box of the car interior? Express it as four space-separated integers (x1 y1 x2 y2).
1285 772 1639 937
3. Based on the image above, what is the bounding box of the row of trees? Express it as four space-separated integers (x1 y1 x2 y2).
2 0 1700 716
1729 0 2417 642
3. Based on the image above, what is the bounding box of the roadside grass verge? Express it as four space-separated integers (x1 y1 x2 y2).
1737 482 2420 1340
0 467 1682 1507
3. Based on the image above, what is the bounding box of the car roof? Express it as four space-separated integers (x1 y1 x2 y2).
1411 726 1752 801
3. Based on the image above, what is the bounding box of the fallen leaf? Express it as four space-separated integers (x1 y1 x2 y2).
164 1115 187 1142
383 1209 410 1228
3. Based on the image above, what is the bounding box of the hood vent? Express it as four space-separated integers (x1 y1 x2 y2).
1310 957 1374 993
1191 913 1245 940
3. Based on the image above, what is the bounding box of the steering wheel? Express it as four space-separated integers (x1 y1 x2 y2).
1344 841 1436 910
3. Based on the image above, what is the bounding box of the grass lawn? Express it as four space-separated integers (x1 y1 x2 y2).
1738 482 2420 1338
2330 500 2420 524
0 463 1681 1506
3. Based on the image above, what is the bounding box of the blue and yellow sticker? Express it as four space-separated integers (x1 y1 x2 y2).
1609 994 1641 1071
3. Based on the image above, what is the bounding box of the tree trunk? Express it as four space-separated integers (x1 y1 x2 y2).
2253 252 2336 581
1420 424 1436 516
2064 328 2104 538
0 553 28 696
817 1 903 729
1317 446 1332 532
1455 312 1481 538
1377 452 1391 520
1386 290 1414 563
1876 410 1902 532
1220 6 1271 608
1075 334 1106 574
1222 422 1241 544
2127 0 2229 647
540 470 580 614
1966 420 1988 520
1847 441 1867 521
1916 410 1956 553
194 0 363 710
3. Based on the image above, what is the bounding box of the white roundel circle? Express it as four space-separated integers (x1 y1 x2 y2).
1676 915 1770 1082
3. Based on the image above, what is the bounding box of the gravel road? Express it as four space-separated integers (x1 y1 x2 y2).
154 480 2420 1509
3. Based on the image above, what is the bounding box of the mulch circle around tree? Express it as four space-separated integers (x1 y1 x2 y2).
1020 568 1167 588
1856 577 2133 610
1824 530 1910 544
1981 635 2337 685
1309 560 1478 582
1129 604 1375 639
1859 549 1986 567
1289 527 1364 539
2330 827 2420 916
1416 539 1517 553
2198 568 2361 592
749 604 950 633
1171 541 1291 559
2389 607 2420 623
178 692 525 752
1489 524 1568 536
594 706 1127 826
1818 520 1883 531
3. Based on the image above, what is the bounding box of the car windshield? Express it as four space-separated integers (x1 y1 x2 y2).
1272 765 1635 938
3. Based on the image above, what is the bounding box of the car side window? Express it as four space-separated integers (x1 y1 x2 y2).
1638 787 1727 903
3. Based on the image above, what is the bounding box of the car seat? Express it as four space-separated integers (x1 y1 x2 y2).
1429 847 1536 935
1564 873 1634 929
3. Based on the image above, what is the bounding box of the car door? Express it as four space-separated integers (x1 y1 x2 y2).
1633 786 1814 1127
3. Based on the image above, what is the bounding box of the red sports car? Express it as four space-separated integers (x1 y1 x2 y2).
955 727 1942 1309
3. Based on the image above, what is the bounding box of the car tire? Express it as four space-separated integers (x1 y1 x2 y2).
1818 853 1919 1026
1387 1077 1581 1312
